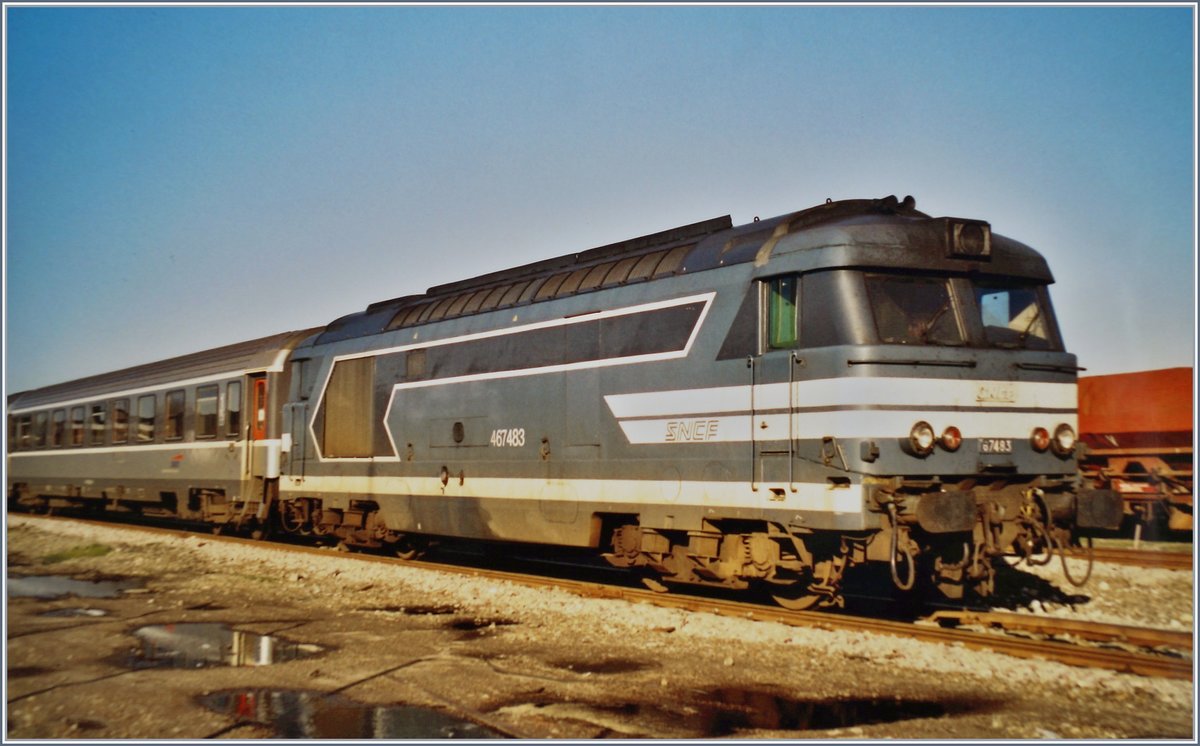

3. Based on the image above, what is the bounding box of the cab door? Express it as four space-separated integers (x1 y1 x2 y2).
751 276 801 494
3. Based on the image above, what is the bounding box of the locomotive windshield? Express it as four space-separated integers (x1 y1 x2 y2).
860 272 1060 350
781 270 1064 351
864 274 964 346
973 282 1057 350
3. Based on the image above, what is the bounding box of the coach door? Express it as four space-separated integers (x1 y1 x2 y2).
246 375 272 479
751 277 801 495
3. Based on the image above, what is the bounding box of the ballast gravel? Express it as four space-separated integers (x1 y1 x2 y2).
4 515 1194 740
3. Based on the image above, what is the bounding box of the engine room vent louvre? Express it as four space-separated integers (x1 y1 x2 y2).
380 241 707 333
361 215 733 336
321 197 947 346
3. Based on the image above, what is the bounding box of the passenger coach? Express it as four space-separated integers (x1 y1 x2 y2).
7 331 314 532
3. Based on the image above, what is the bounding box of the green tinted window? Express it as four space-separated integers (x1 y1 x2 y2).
767 276 799 349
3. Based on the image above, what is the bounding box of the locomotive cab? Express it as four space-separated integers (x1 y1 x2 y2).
729 201 1122 602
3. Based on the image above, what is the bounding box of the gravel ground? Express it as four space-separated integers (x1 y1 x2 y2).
4 515 1194 740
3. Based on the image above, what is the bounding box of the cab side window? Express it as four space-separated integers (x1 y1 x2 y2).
766 276 799 349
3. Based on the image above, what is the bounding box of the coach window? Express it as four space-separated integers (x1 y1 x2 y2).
196 385 219 438
15 415 24 450
90 404 107 446
70 406 85 446
32 412 46 448
112 399 130 443
136 395 156 442
165 390 185 440
766 276 799 349
15 416 32 450
51 409 67 447
226 381 242 438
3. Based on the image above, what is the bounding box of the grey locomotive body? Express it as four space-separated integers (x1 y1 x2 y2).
7 197 1121 607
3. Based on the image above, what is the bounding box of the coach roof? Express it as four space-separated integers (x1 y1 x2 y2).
8 330 317 412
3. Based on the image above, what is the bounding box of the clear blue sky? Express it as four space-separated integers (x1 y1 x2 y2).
4 5 1195 392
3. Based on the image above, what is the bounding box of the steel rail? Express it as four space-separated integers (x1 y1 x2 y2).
927 610 1194 651
1092 547 1193 571
12 515 1193 681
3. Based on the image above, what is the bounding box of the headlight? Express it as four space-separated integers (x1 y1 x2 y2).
940 426 962 452
1051 423 1077 456
1031 427 1050 452
909 421 936 456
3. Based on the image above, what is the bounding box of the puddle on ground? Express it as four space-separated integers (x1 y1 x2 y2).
185 601 227 612
127 623 322 670
503 688 986 737
552 658 653 675
8 666 53 678
358 604 458 615
41 607 109 618
449 617 519 632
200 689 503 739
7 574 139 600
690 689 973 735
450 617 520 641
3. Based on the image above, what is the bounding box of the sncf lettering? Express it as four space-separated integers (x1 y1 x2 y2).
664 419 719 442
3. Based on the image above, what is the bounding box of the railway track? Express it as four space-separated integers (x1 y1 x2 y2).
12 515 1194 681
1091 546 1193 571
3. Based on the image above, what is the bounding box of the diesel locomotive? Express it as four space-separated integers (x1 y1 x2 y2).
6 196 1123 608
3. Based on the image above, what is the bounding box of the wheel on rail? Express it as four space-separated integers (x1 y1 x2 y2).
391 534 428 561
768 581 823 611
